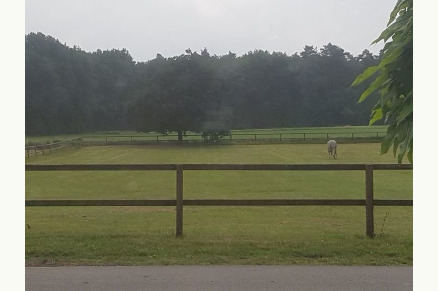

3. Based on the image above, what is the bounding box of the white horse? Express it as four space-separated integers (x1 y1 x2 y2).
327 140 337 159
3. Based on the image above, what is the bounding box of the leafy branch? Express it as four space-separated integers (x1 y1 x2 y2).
352 0 413 163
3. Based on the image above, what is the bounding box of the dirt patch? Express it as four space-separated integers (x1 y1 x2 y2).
25 258 82 267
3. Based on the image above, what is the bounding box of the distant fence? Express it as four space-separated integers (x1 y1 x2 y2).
81 131 386 144
25 163 412 238
25 137 82 157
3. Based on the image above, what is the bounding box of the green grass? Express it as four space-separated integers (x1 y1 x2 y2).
26 142 395 164
25 142 412 266
26 206 412 266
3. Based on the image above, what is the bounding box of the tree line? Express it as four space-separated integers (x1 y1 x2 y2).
26 32 381 138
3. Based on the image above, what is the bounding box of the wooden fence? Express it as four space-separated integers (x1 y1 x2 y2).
25 137 82 157
25 163 413 237
82 131 385 143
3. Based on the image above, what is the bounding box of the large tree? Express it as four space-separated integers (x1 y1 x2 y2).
130 49 222 141
352 0 413 163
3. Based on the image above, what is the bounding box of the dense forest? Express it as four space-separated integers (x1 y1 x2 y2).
25 32 381 137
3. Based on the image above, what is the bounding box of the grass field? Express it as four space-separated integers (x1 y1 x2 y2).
25 142 412 266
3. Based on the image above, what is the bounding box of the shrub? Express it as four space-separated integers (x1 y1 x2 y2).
201 130 231 142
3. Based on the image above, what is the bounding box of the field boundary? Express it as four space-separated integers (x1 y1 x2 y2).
80 131 385 145
25 163 412 238
25 137 82 157
25 130 387 153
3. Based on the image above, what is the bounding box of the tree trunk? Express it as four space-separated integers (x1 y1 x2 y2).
178 131 183 142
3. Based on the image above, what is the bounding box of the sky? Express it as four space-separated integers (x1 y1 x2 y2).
25 0 397 62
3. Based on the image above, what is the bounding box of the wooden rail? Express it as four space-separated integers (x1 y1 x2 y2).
82 131 385 143
25 163 413 237
25 137 82 157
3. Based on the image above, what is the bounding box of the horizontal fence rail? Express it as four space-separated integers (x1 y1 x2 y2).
24 199 413 207
81 131 386 143
25 137 82 157
25 163 413 171
25 163 413 237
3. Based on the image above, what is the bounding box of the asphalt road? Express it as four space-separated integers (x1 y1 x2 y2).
25 265 413 290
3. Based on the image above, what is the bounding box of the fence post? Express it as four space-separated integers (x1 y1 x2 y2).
176 164 184 237
365 164 375 237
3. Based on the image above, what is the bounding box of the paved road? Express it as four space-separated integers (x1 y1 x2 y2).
26 265 413 290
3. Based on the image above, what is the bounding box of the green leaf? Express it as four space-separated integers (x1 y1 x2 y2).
392 121 412 164
407 139 413 163
373 19 401 44
351 66 379 87
388 0 411 25
369 107 383 125
395 100 413 124
358 70 388 103
397 133 409 164
393 137 401 157
380 124 396 154
378 46 403 68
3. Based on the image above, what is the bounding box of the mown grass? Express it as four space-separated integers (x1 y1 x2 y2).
25 142 412 266
26 206 412 266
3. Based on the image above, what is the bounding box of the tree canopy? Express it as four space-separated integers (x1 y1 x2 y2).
129 50 222 141
26 32 382 138
26 32 136 134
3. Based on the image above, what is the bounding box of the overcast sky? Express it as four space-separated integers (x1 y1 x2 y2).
26 0 396 62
